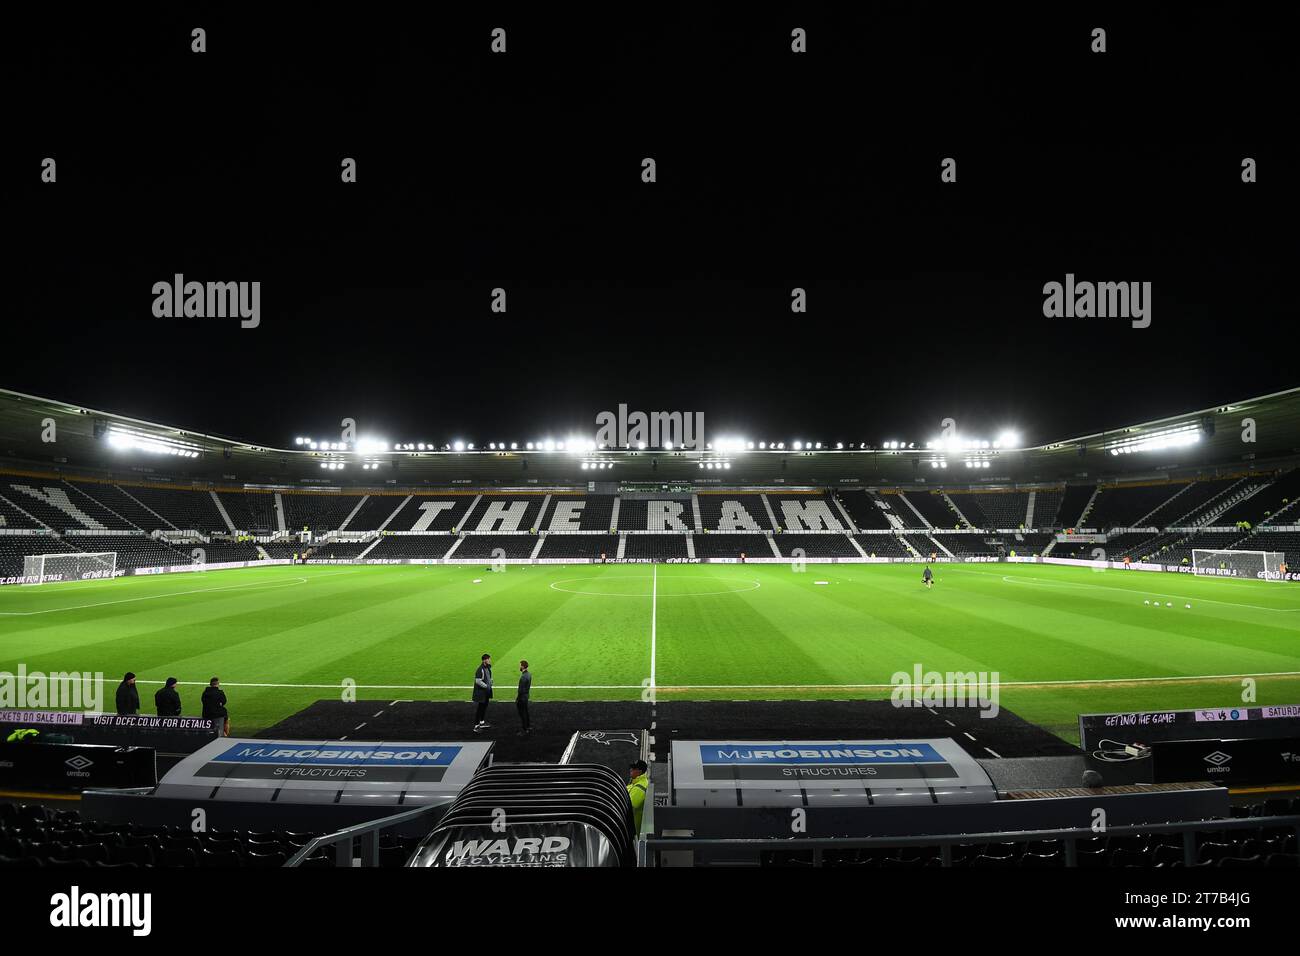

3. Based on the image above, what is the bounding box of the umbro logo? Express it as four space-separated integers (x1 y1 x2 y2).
1204 751 1232 767
65 755 94 771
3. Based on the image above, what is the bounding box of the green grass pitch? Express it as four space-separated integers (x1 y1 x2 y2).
2 562 1298 743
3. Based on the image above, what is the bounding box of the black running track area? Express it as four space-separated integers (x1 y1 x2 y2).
260 699 1079 765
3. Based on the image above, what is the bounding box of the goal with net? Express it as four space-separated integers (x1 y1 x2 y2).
21 552 118 585
1191 549 1286 581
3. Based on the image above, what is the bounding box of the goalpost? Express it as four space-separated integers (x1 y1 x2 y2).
1192 549 1286 581
22 552 118 585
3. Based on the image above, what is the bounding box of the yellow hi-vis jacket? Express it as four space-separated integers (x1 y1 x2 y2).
627 772 649 832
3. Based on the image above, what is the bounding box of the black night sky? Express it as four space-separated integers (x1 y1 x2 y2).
6 4 1295 450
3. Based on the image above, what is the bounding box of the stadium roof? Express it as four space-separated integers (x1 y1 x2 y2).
1 385 1298 489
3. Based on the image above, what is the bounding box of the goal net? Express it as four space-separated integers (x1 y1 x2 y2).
22 552 118 585
1192 549 1286 581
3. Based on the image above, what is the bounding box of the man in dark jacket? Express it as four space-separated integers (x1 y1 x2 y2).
201 677 229 736
155 677 182 717
115 673 140 715
516 660 532 736
472 654 493 732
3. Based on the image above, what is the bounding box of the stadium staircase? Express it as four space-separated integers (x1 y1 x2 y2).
354 537 384 560
1132 482 1193 528
442 535 466 560
336 494 369 531
533 494 553 530
941 493 974 529
897 493 933 529
0 491 50 529
1075 486 1101 528
116 485 177 530
1177 478 1268 529
457 495 484 530
376 494 412 531
209 491 237 532
1264 497 1300 526
58 480 140 531
829 493 860 533
925 534 954 558
1024 490 1036 529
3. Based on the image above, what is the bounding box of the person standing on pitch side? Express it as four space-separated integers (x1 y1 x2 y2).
201 677 230 736
155 677 182 717
116 672 140 715
472 653 493 732
516 660 532 736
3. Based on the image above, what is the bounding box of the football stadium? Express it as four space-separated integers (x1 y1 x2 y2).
3 383 1299 879
7 1 1295 933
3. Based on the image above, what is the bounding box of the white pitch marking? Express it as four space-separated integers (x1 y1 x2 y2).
983 747 1002 758
963 732 976 741
549 574 760 598
649 564 658 692
355 723 367 730
994 573 1300 613
0 574 313 621
97 669 1300 692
